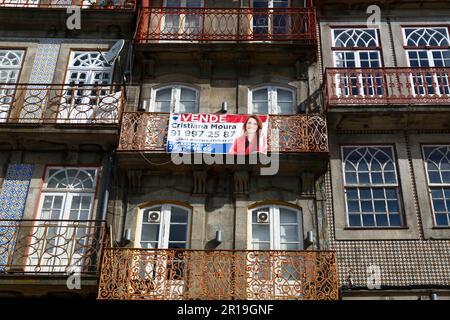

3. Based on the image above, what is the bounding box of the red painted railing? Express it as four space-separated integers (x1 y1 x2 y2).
0 0 136 9
136 7 317 43
324 67 450 109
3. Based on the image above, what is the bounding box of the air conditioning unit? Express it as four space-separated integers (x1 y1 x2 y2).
147 211 161 223
257 211 269 223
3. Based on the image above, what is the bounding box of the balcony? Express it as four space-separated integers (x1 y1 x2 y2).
0 220 106 274
324 67 450 109
97 249 338 300
136 7 317 44
0 0 136 9
0 83 125 125
117 112 328 153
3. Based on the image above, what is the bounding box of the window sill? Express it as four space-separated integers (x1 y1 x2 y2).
344 227 409 230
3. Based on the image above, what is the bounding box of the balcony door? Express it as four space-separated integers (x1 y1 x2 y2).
0 50 24 122
252 0 289 40
332 28 384 98
59 51 115 123
27 167 98 273
133 204 190 299
249 205 305 299
404 27 450 97
161 0 204 41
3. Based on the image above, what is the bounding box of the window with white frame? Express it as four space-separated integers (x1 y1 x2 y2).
250 86 295 114
332 28 384 97
150 85 199 113
250 205 303 250
252 0 289 38
59 51 115 122
0 50 24 121
404 27 450 96
29 167 99 272
38 167 98 221
137 204 190 249
342 146 404 228
423 145 450 227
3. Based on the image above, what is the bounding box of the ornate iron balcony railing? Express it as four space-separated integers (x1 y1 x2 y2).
136 7 317 43
324 67 450 109
97 248 338 300
0 219 106 274
117 112 328 153
0 0 135 9
0 83 125 125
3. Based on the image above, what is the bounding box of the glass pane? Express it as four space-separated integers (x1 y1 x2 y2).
252 242 270 250
141 224 160 242
279 209 297 223
280 225 298 242
171 207 188 223
156 88 172 102
280 243 299 250
169 224 187 242
180 88 196 101
252 224 270 242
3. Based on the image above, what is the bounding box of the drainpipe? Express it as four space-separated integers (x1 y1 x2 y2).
99 151 114 223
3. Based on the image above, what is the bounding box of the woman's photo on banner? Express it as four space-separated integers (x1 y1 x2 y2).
229 115 268 155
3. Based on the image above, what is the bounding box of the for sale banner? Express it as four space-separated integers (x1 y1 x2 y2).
167 113 269 154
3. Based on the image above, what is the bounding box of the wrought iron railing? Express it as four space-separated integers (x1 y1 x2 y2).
0 0 135 9
0 219 106 274
0 83 125 124
117 112 328 153
324 67 450 109
97 249 338 300
136 7 317 43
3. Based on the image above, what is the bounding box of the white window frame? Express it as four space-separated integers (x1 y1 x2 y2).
251 0 291 40
27 167 99 273
403 27 450 97
135 204 191 249
331 28 383 98
161 0 204 42
149 85 199 113
248 205 303 250
0 49 25 122
422 145 450 227
248 85 296 115
341 145 404 228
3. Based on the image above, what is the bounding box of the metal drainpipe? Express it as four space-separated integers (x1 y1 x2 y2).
100 151 114 223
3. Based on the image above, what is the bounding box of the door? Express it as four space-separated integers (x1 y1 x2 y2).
133 204 190 299
252 0 289 40
59 51 114 123
249 205 304 299
161 0 203 40
0 50 24 122
26 167 98 273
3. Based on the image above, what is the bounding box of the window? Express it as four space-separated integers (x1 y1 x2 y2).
150 85 199 113
137 204 190 249
342 146 404 228
404 27 450 96
29 167 99 272
162 0 203 39
332 28 383 97
252 0 289 39
250 86 295 114
0 50 24 121
250 205 303 250
59 51 116 122
423 145 450 227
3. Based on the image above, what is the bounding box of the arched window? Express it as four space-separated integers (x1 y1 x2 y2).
0 50 24 121
333 29 379 48
423 145 450 227
38 167 98 221
249 86 295 114
136 204 191 249
150 85 199 113
249 205 303 250
342 146 403 227
405 28 450 47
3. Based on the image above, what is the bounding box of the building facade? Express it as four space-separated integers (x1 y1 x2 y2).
0 0 448 300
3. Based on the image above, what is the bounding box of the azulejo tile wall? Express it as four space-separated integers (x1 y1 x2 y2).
20 39 62 120
0 164 34 268
325 167 450 288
